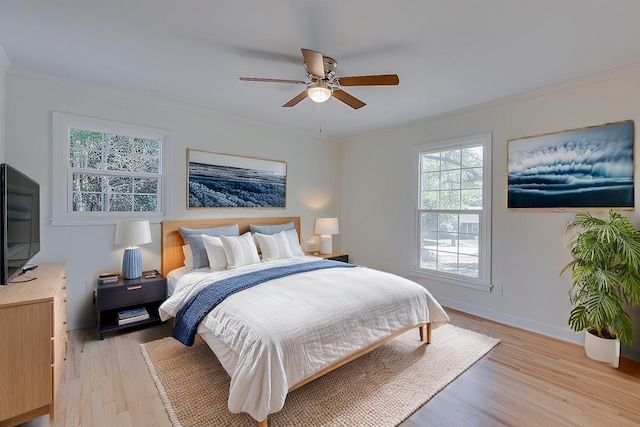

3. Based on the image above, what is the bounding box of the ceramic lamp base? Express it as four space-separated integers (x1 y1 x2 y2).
122 246 142 279
319 235 333 255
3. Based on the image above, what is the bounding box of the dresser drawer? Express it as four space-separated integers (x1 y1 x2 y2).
97 279 166 310
0 262 66 424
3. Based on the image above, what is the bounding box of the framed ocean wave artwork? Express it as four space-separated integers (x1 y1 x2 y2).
187 149 287 208
507 120 634 210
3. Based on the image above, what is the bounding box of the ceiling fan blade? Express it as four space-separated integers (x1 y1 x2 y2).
337 74 399 86
332 89 366 109
240 77 307 85
282 90 308 107
301 48 325 78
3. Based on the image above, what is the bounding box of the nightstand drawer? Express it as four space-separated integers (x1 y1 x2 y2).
97 280 166 310
306 252 349 263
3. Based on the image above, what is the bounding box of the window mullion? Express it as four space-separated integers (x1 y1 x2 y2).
53 112 171 225
412 133 491 290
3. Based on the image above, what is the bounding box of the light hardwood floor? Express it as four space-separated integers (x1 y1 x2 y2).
20 309 640 427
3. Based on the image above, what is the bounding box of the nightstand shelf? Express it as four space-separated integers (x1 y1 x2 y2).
97 303 163 336
95 271 167 339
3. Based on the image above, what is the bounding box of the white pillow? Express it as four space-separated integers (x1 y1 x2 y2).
284 229 305 257
201 234 228 270
220 232 261 269
255 230 293 262
182 244 194 270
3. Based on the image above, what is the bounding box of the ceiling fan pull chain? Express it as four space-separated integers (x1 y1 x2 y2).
317 103 322 135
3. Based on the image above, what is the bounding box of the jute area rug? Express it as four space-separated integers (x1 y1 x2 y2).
140 324 499 427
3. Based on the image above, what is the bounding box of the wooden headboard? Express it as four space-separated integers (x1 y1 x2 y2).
161 216 301 275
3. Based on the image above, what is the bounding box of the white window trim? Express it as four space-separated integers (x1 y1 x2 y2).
409 132 492 292
52 112 173 226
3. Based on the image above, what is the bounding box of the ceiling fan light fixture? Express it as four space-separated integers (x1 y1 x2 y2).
307 83 332 103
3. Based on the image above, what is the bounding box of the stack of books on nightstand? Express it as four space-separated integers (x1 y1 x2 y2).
117 307 150 325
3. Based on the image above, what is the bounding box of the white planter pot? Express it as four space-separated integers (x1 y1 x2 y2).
584 330 620 368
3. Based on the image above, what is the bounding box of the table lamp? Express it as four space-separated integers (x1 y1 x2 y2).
315 218 339 255
115 220 152 279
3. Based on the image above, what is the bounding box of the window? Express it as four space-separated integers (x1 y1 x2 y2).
411 133 492 291
52 113 172 226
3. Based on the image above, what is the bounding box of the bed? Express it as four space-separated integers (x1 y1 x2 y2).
158 217 449 426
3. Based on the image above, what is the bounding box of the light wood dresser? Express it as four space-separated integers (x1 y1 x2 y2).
0 262 67 426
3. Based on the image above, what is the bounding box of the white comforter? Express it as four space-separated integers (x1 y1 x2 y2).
159 257 449 422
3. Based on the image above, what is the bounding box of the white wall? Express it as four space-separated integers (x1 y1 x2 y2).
341 70 640 354
5 71 342 330
6 66 640 360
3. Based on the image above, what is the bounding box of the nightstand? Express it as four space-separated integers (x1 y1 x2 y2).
95 270 167 339
308 252 349 263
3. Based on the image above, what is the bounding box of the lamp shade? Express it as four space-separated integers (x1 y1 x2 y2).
307 83 332 103
315 218 339 235
115 220 152 246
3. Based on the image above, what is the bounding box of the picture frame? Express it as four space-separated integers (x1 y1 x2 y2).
187 149 287 209
507 120 634 210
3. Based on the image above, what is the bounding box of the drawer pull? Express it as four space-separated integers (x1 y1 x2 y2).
126 285 143 291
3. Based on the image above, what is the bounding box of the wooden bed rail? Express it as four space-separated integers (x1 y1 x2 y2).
255 322 431 427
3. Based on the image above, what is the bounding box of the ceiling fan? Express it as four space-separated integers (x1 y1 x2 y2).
239 48 399 109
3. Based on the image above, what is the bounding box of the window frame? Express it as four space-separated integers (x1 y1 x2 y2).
52 112 173 226
410 132 492 291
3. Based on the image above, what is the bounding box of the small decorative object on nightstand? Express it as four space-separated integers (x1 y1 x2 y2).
95 270 166 339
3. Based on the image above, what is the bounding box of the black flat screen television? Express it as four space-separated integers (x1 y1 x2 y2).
0 163 40 285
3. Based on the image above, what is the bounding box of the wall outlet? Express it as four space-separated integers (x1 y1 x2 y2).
491 282 503 295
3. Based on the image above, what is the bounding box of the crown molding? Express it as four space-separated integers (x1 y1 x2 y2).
346 63 640 141
424 63 640 123
0 44 10 71
504 63 640 102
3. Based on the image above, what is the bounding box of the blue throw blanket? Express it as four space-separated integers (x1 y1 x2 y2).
173 260 356 345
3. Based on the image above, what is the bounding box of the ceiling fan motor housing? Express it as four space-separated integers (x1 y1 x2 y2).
305 56 337 80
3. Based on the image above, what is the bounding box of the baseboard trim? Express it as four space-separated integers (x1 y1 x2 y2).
437 296 582 345
619 357 640 377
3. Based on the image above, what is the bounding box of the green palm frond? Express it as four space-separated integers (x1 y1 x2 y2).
568 305 588 332
561 210 640 345
612 312 633 345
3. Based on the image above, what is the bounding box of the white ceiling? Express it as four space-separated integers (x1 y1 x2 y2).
2 0 640 140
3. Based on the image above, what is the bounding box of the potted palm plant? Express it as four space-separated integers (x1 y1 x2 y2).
561 210 640 367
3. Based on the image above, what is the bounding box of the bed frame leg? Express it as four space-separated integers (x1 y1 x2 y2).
419 323 432 344
258 418 268 427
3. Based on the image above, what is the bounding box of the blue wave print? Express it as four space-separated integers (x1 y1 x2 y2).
507 121 634 208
